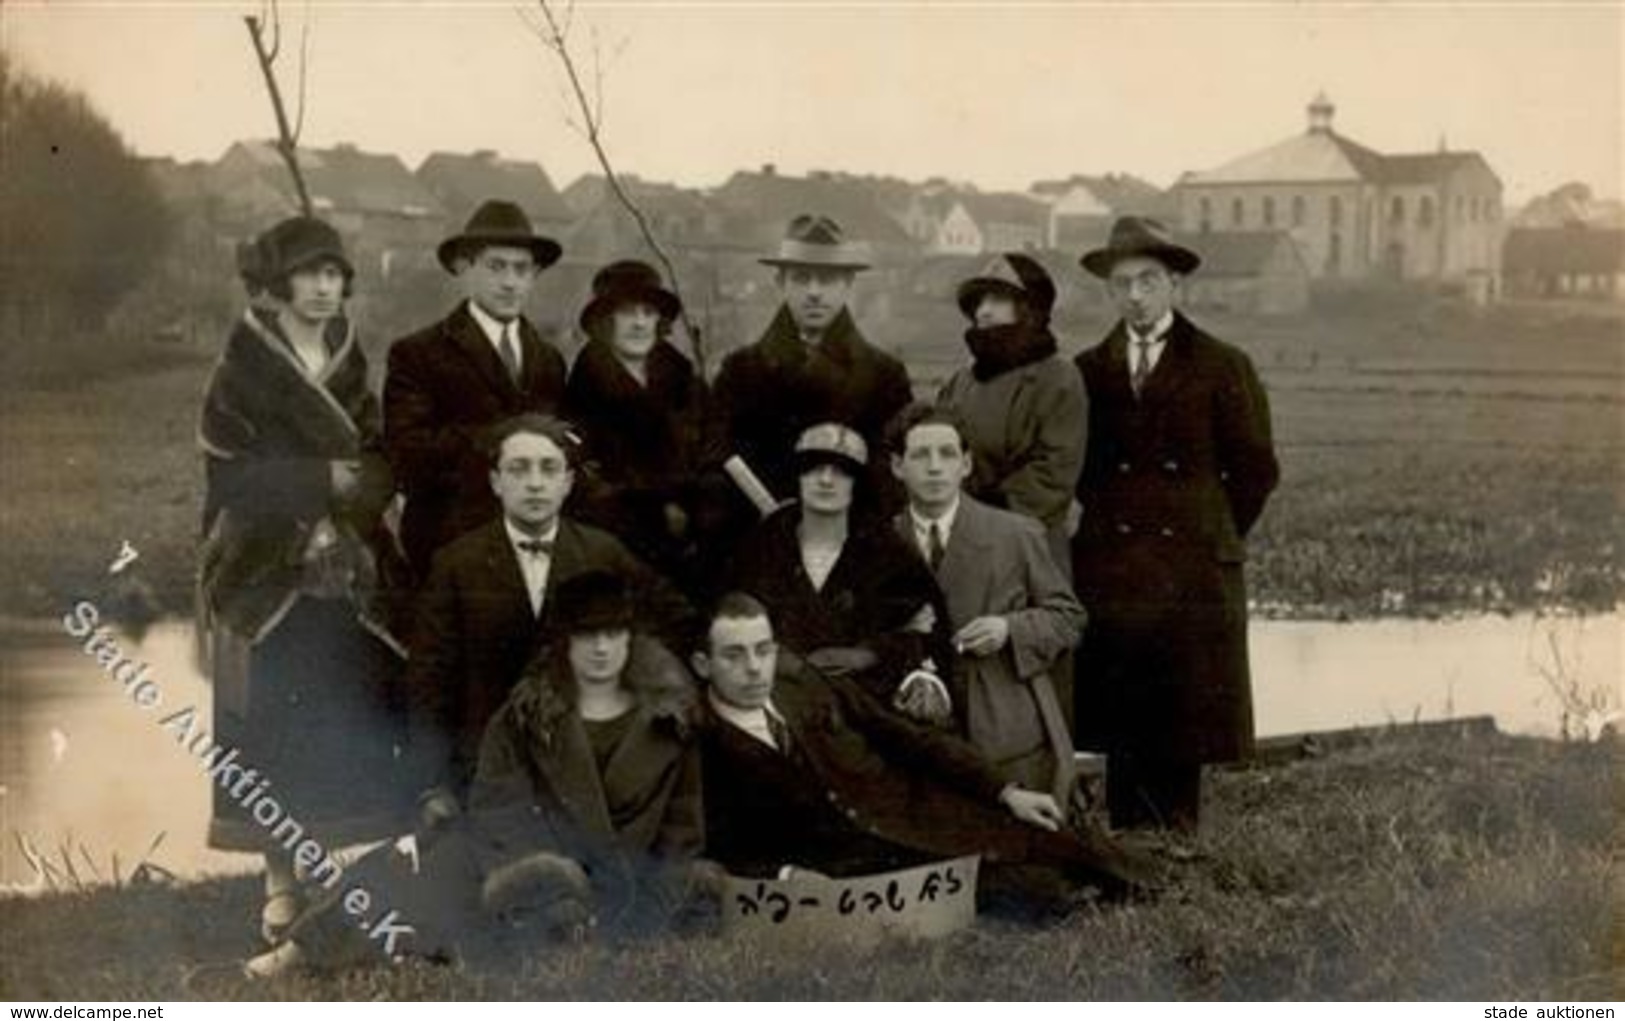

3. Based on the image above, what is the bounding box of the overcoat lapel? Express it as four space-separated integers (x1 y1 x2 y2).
937 500 995 613
447 304 523 401
480 522 536 620
1135 315 1199 411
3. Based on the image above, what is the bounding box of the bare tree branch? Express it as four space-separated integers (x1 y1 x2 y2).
265 0 282 64
244 12 314 217
292 5 312 143
523 0 710 372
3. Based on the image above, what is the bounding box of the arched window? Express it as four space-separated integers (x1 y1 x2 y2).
1329 195 1344 228
1390 196 1406 224
1418 196 1435 228
1291 195 1306 228
1231 197 1244 227
1263 196 1276 227
1199 196 1212 233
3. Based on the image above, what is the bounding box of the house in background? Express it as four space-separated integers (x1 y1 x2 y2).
211 140 444 277
416 150 572 233
1030 173 1171 252
925 191 1050 255
1180 230 1311 315
1502 227 1625 301
1172 95 1503 294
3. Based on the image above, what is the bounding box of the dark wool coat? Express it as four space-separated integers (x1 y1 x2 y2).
405 517 696 800
703 307 913 520
1071 312 1279 764
468 644 702 871
726 505 956 711
563 339 707 580
384 302 568 578
198 309 411 850
285 644 701 962
698 661 1144 891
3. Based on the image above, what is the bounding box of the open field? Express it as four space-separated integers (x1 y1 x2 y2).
0 297 1619 619
0 729 1616 1000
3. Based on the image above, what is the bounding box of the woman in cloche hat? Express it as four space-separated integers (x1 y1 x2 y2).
938 252 1089 571
563 260 707 591
198 215 412 945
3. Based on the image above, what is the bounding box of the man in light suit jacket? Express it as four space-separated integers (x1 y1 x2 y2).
407 415 694 831
385 201 570 579
888 402 1086 801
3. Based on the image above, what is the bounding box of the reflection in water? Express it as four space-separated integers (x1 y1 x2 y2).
1 613 1619 887
1250 613 1621 740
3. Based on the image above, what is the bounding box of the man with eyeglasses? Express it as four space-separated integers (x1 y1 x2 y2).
1071 218 1279 837
385 200 571 580
405 414 694 836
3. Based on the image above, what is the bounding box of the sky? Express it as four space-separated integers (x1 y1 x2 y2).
3 1 1620 205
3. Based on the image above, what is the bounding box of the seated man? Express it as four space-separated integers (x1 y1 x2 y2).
725 422 956 724
690 592 1158 905
243 571 710 977
407 413 695 829
888 402 1086 800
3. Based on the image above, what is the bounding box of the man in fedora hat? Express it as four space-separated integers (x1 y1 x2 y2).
1070 216 1279 835
384 199 570 579
702 214 913 541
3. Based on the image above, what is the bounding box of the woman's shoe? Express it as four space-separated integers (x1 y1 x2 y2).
260 889 305 945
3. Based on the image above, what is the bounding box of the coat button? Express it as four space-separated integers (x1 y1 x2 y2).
1118 462 1131 473
844 807 859 820
826 791 839 803
1163 460 1179 472
1116 523 1133 535
1160 527 1175 538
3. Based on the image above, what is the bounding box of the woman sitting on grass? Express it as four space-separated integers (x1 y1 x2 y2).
241 570 712 978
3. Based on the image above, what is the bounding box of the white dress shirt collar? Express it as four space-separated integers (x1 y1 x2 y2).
503 517 559 616
909 496 961 553
467 299 518 351
707 689 788 752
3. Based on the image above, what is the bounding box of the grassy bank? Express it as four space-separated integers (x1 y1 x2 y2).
0 730 1616 999
0 299 1619 620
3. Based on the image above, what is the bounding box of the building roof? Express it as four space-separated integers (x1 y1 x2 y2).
712 167 914 248
1182 130 1389 186
1032 173 1169 216
417 150 570 223
1184 230 1304 278
1503 227 1625 275
1180 95 1499 190
224 140 441 216
952 191 1049 229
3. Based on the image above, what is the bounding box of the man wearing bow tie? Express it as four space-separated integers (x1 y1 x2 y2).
406 414 694 832
1070 218 1279 835
385 200 571 580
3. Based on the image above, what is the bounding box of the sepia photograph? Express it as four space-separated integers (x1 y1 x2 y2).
0 0 1619 1003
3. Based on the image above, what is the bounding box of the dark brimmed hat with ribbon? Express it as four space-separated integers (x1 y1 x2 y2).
793 422 869 477
759 214 872 271
955 252 1057 321
578 260 682 332
553 570 636 635
1080 216 1202 278
437 200 563 274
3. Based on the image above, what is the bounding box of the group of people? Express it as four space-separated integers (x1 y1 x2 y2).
195 198 1279 976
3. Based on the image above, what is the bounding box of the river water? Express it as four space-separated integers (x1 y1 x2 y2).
1 612 1618 888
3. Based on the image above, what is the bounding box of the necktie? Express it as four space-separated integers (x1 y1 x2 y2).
516 539 553 557
1131 337 1153 397
767 713 792 755
927 521 946 572
498 323 522 386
